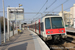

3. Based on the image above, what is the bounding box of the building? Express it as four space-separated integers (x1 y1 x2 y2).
70 4 75 28
59 4 75 28
59 11 73 26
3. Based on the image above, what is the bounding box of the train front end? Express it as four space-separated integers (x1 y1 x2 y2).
44 15 67 41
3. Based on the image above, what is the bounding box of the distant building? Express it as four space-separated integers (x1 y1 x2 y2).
59 4 75 28
70 4 75 28
58 11 73 26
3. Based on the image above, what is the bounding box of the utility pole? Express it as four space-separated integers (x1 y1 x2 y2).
62 4 65 27
14 9 17 30
2 0 6 43
7 8 10 41
62 4 65 23
19 4 23 30
62 4 67 35
62 4 63 17
16 9 17 29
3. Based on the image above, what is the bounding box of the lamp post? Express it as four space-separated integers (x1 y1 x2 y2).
19 4 23 30
2 0 6 43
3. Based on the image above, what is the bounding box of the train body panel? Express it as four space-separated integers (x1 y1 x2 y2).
36 20 39 34
39 19 41 34
33 22 35 32
46 28 65 35
35 22 36 32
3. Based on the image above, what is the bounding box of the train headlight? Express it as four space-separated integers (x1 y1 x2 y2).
62 30 64 32
48 31 50 33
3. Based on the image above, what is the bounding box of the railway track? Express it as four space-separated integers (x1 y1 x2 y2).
45 34 75 50
66 32 75 44
64 37 75 44
45 39 75 50
39 32 75 50
45 40 69 50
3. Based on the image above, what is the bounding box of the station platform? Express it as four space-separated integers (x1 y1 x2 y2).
66 28 75 33
0 29 49 50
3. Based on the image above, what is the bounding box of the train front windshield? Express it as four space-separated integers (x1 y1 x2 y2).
51 17 64 29
45 17 64 29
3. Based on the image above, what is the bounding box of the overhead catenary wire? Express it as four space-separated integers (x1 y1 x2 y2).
32 0 48 18
32 0 59 22
64 6 73 11
43 0 70 17
44 0 57 12
0 11 42 14
51 0 69 12
32 15 40 22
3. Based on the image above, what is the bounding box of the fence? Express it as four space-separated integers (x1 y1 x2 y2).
1 30 18 42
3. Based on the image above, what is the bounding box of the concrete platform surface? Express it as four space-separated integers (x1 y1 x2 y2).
66 28 75 32
0 29 49 50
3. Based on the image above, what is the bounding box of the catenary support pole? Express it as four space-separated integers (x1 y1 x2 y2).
2 0 6 43
19 21 21 30
62 4 67 35
7 8 10 41
15 9 17 30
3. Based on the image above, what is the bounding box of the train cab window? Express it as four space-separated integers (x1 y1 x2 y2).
45 18 51 29
51 17 64 29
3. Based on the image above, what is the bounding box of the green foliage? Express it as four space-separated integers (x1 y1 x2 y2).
0 17 7 33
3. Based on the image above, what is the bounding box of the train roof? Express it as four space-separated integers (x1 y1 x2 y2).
45 14 59 16
41 14 62 19
32 14 62 23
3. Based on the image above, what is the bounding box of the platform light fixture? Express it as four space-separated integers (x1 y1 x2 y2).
19 4 22 7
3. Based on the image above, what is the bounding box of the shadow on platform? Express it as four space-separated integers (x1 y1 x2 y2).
8 43 28 50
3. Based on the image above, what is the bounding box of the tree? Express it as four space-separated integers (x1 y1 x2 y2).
0 16 7 33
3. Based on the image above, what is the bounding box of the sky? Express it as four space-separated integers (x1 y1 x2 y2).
0 0 75 23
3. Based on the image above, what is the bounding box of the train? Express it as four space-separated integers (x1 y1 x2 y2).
29 14 67 41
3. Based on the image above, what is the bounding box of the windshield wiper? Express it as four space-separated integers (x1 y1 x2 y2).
52 23 58 29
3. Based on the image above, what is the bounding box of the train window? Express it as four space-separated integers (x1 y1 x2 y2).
41 22 44 31
51 17 64 29
45 18 51 29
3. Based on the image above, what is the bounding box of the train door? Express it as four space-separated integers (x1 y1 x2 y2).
37 21 39 34
35 22 36 33
39 19 41 35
